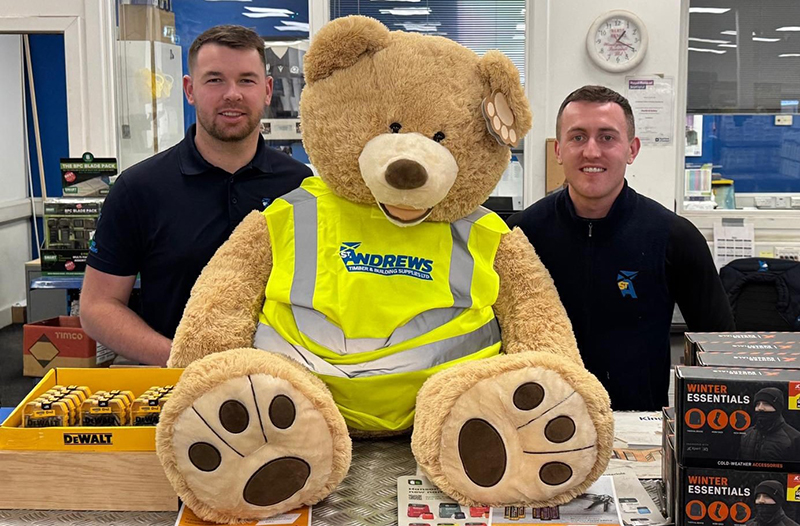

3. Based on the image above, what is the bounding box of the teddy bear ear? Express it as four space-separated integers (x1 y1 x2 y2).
304 15 391 84
477 50 532 148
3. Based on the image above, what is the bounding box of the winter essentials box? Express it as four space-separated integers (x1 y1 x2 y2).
675 366 800 471
684 333 800 366
677 466 800 526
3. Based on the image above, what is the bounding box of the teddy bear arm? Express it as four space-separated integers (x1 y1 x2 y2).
493 227 583 366
168 211 273 368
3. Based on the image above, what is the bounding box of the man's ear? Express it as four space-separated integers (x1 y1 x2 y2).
478 50 532 147
264 76 273 106
183 75 195 106
304 15 390 84
628 136 641 164
554 139 563 165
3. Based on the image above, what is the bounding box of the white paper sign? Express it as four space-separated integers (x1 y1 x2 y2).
626 77 675 147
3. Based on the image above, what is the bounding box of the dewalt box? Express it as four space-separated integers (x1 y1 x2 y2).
22 317 114 377
697 351 800 369
675 366 800 471
684 332 800 366
0 367 182 511
677 466 800 526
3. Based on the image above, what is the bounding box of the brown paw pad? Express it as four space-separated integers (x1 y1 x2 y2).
482 90 520 147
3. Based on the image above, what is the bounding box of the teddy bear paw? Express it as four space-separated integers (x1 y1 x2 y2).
157 354 351 522
482 90 520 147
413 354 611 507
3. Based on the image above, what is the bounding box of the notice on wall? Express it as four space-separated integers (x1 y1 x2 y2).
625 77 674 147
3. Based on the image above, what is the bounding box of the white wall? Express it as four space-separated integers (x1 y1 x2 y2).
525 0 688 210
0 34 32 327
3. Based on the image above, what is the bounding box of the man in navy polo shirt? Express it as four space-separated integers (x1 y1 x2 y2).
81 25 311 365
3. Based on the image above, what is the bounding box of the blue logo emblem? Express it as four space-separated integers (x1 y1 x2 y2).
261 198 272 210
617 270 639 298
758 260 769 272
339 242 433 280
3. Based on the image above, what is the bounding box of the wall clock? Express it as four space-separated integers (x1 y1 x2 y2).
586 10 648 73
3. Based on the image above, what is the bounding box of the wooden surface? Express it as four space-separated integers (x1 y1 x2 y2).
0 450 178 511
546 138 566 194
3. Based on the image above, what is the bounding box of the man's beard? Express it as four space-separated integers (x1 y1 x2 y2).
199 110 261 142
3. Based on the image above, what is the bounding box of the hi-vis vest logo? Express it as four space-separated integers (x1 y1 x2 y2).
339 242 433 280
63 432 113 445
617 270 639 298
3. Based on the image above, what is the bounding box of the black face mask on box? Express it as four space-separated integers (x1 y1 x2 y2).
755 411 781 431
756 503 782 524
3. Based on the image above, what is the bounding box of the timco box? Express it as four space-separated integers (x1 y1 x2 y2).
678 467 800 526
675 366 800 471
697 351 800 369
684 333 800 366
22 317 113 377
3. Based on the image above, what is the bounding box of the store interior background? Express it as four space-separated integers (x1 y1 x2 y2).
1 0 799 408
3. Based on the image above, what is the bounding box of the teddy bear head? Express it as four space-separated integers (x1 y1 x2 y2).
300 16 532 226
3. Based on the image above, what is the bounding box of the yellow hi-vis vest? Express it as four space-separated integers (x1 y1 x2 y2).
255 176 509 432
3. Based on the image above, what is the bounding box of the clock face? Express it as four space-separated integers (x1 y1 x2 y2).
587 11 648 72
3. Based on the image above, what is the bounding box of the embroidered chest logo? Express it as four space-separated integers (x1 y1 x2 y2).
617 270 639 299
339 242 433 280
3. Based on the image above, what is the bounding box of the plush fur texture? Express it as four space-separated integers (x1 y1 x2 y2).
168 211 272 368
158 15 613 522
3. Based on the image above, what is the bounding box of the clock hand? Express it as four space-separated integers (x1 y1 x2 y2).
614 30 627 43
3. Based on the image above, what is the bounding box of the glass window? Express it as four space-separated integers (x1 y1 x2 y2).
685 0 800 205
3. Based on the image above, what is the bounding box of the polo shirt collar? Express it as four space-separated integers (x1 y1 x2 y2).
178 123 273 176
559 179 637 237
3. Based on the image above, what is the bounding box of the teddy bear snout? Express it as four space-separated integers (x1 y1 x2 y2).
385 159 428 190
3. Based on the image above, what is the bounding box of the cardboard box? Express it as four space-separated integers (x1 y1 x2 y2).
0 368 183 511
11 302 26 324
677 466 800 526
662 407 677 521
697 351 800 369
684 332 800 366
119 4 176 44
675 366 800 471
22 317 113 377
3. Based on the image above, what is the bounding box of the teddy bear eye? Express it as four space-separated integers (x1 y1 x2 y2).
433 131 446 143
390 122 402 133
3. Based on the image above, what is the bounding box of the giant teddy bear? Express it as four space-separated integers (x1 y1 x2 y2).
155 16 613 523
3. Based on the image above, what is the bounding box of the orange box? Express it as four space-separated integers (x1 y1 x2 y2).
23 317 113 377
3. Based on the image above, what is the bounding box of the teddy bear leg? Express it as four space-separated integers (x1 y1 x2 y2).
411 352 613 508
156 348 351 523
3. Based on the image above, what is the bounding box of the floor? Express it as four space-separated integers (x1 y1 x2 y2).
0 322 687 411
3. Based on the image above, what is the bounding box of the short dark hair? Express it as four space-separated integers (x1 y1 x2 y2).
188 25 266 74
556 85 635 140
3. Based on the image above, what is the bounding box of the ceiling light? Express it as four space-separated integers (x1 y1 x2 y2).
753 36 781 42
269 21 309 31
689 8 731 14
777 27 800 32
720 30 737 35
242 7 293 15
718 44 737 48
689 37 730 44
779 53 800 57
689 47 727 54
379 7 431 15
394 22 440 32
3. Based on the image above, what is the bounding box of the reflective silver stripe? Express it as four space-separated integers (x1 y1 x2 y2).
285 188 317 308
449 207 489 309
254 319 500 378
292 305 465 355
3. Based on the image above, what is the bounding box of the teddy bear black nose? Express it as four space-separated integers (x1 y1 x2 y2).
385 159 428 189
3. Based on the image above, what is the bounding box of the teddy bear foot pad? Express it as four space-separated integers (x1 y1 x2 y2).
415 355 605 507
158 355 351 522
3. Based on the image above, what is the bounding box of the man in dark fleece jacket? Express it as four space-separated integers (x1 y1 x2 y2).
745 480 800 526
508 85 734 410
740 387 800 462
